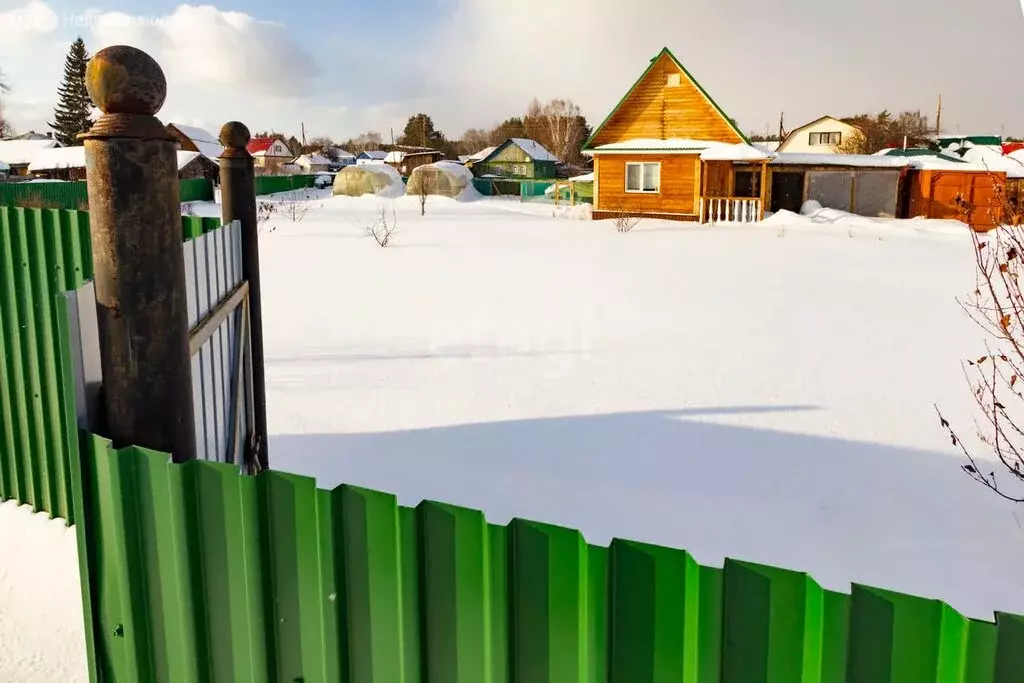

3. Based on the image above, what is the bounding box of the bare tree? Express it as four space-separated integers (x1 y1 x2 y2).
0 69 14 138
364 201 398 247
938 181 1024 502
417 174 429 216
528 98 588 164
458 128 492 156
278 188 321 223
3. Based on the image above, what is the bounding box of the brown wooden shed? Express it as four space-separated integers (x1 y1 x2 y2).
902 166 1006 230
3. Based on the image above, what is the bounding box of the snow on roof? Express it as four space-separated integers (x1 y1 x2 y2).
296 153 331 166
569 172 594 182
170 123 224 161
956 145 1024 179
383 151 406 164
699 142 770 161
359 150 388 160
1010 149 1024 164
589 138 723 153
27 146 86 171
770 153 909 168
0 139 61 166
508 138 558 162
27 147 210 172
468 146 496 162
0 160 8 171
329 147 356 159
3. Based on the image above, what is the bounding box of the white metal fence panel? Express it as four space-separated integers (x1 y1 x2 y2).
183 220 251 465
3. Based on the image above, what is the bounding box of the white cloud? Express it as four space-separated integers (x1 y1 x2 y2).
91 4 318 98
0 0 58 42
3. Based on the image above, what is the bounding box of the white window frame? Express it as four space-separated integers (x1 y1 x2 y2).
625 161 660 194
809 131 842 146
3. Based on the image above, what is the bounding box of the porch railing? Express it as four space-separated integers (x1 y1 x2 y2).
700 196 763 224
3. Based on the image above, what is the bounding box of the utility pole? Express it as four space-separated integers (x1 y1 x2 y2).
778 112 786 142
301 121 306 147
935 94 942 139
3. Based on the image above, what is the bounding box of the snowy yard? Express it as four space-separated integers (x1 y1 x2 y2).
5 191 1024 681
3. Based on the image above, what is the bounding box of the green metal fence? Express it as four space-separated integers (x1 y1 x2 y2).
0 208 224 523
0 181 91 210
179 178 215 203
73 433 1024 683
253 174 319 196
0 207 92 523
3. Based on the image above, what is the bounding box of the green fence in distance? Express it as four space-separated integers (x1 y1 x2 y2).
179 178 215 203
253 174 319 196
0 181 90 210
74 433 1024 683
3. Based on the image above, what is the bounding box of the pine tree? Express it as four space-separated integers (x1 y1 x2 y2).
49 38 93 146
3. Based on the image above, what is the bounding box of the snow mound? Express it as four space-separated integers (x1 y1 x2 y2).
332 163 405 198
553 203 593 220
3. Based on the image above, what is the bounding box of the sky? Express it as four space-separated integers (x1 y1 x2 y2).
1 0 1023 144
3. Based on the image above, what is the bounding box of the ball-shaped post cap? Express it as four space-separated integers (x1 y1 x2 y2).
86 45 167 116
219 122 251 149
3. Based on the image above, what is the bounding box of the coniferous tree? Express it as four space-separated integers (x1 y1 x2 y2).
49 38 93 146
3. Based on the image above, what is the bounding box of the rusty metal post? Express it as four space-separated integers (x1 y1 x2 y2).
82 45 197 462
218 122 269 471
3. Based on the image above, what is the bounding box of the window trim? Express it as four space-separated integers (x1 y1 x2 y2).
625 161 661 194
809 131 842 146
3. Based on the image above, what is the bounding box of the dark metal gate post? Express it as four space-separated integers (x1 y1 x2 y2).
82 46 197 462
218 122 269 471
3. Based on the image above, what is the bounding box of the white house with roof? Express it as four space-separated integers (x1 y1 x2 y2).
0 138 63 176
777 116 862 155
294 153 332 173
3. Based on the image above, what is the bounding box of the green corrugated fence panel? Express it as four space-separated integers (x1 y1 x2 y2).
253 174 319 196
76 434 1024 683
0 207 225 522
179 179 214 203
0 180 90 210
0 207 92 522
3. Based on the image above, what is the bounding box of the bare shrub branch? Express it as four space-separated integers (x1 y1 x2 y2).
364 201 398 247
938 175 1024 502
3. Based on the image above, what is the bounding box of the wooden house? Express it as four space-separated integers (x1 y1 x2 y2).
247 137 294 169
166 123 224 161
384 149 444 176
583 47 770 223
0 139 63 177
471 139 558 179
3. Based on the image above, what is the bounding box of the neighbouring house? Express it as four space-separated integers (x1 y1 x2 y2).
384 149 444 176
166 123 225 162
0 138 63 176
356 151 389 165
767 153 909 217
3 130 56 141
247 137 294 170
0 160 8 178
325 147 356 170
175 151 221 182
583 47 770 222
293 153 332 173
776 116 863 154
463 146 496 168
26 146 220 182
470 139 558 179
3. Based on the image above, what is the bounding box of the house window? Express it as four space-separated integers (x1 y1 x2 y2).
666 73 681 87
809 132 842 146
625 162 660 193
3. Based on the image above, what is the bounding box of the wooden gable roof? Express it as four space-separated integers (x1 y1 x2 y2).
585 48 747 150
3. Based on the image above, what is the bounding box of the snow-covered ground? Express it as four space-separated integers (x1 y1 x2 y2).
4 191 1024 680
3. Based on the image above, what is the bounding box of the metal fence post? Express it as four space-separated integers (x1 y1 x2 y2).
218 122 269 471
82 45 197 462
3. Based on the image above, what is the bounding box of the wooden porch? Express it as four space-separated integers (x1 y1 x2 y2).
698 159 768 224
